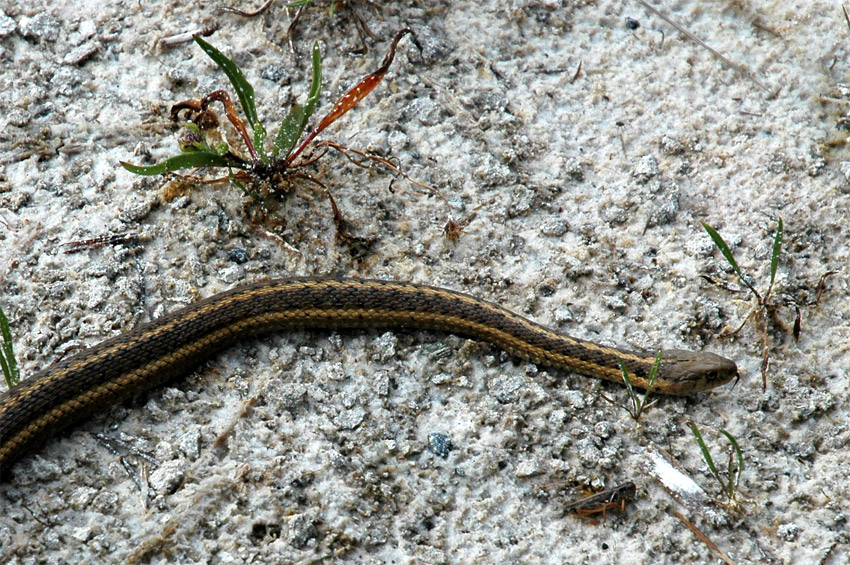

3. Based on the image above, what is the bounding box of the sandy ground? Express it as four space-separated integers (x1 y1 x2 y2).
1 1 848 563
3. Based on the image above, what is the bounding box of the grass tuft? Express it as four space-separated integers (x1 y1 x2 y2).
688 421 744 502
600 351 661 421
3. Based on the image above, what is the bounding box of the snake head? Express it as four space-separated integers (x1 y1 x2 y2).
659 349 739 395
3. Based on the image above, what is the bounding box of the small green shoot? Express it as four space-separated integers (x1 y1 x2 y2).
600 350 662 421
193 35 268 162
688 421 744 503
701 219 790 391
121 150 243 176
702 219 783 305
273 42 322 158
121 29 447 240
0 305 20 389
122 35 327 176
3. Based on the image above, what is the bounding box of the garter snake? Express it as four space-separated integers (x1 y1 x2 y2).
0 278 737 473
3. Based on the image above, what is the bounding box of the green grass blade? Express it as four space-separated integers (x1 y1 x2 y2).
121 151 246 176
0 306 20 388
702 222 742 278
642 350 662 403
719 429 744 493
618 359 639 416
274 105 306 157
228 170 249 195
303 43 323 123
286 0 316 6
768 217 783 293
688 421 722 481
0 348 11 388
193 35 267 158
274 43 322 157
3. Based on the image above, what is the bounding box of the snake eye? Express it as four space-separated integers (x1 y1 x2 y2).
705 370 720 381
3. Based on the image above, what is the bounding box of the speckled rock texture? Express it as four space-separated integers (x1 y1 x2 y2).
0 1 848 563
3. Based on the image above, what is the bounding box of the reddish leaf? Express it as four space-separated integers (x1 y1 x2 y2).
286 28 413 165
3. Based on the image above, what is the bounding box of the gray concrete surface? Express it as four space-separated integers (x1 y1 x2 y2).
0 1 847 563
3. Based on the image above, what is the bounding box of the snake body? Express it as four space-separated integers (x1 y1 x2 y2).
0 278 737 473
